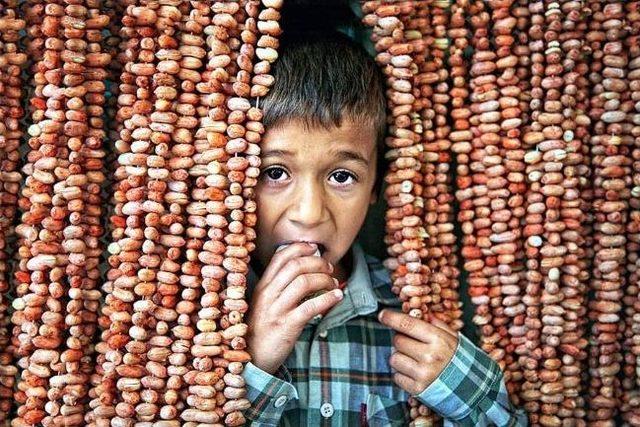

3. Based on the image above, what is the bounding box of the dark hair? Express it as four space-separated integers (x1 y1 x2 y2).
261 31 388 197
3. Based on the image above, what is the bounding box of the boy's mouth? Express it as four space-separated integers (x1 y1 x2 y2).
274 240 327 255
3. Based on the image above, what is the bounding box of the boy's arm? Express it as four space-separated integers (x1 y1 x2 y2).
242 361 299 425
416 333 529 427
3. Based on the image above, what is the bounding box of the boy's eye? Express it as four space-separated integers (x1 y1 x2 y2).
263 167 289 181
329 170 357 186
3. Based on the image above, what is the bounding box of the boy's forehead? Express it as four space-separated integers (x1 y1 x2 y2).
263 118 378 154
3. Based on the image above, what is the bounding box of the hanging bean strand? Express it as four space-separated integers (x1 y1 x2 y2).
520 1 545 422
623 3 640 425
0 0 26 420
586 2 630 423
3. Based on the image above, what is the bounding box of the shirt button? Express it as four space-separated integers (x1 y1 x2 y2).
318 330 328 338
320 402 334 418
274 395 288 408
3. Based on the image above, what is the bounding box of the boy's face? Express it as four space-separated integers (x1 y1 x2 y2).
254 118 379 280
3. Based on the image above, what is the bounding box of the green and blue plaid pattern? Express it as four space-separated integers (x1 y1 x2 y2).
242 243 528 426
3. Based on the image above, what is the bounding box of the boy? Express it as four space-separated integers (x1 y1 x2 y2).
241 32 528 426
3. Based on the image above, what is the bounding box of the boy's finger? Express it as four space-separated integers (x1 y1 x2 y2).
266 255 333 296
257 242 323 290
392 372 422 396
378 309 437 343
292 288 344 325
277 273 338 310
389 351 421 379
392 333 428 361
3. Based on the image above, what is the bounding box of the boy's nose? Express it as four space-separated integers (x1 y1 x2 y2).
288 183 326 228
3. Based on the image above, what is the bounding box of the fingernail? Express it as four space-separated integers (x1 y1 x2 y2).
333 278 339 288
329 263 334 272
378 310 385 321
309 242 317 249
333 289 343 300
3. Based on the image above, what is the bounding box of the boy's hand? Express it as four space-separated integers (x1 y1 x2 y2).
378 309 458 395
246 242 343 375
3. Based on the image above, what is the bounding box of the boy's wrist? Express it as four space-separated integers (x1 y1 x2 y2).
248 352 282 376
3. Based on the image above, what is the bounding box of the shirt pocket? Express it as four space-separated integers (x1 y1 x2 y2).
365 392 411 427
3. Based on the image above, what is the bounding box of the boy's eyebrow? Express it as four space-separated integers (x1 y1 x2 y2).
333 150 370 167
261 149 370 167
261 149 294 159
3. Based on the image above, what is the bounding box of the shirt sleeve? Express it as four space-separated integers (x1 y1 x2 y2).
416 332 529 427
242 362 299 425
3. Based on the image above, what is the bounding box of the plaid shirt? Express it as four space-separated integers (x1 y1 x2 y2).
242 243 528 426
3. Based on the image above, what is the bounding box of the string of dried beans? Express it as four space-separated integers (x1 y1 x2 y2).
0 0 26 421
623 3 640 426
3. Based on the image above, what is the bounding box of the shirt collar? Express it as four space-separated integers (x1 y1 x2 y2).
315 242 379 331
